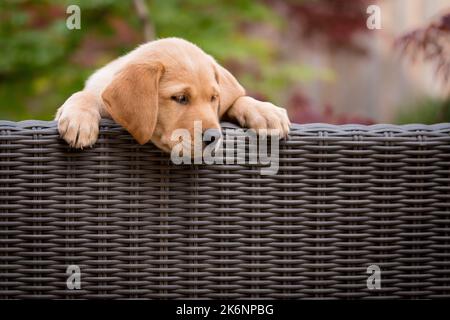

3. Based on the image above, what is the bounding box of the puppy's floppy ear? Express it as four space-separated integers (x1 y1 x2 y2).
102 63 164 145
211 60 246 117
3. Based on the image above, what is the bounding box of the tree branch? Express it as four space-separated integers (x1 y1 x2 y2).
133 0 155 41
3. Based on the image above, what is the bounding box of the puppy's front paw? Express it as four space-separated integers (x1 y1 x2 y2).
57 107 100 149
229 96 291 138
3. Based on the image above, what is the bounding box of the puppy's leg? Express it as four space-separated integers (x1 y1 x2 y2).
226 96 291 138
212 61 290 137
55 91 101 148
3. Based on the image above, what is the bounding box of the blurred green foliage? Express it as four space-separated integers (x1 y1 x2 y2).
395 97 450 124
0 0 325 121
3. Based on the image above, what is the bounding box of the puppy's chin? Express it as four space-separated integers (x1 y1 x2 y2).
151 136 220 160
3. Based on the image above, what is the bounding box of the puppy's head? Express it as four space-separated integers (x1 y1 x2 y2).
102 38 235 154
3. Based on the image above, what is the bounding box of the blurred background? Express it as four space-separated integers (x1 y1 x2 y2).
0 0 449 124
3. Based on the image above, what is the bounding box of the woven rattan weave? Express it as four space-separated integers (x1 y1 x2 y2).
1 119 449 299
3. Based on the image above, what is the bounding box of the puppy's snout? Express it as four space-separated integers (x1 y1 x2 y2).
203 128 222 150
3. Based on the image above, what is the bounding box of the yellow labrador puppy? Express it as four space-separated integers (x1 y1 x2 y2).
56 37 290 152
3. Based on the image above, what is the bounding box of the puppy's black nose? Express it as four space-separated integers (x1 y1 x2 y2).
203 128 222 148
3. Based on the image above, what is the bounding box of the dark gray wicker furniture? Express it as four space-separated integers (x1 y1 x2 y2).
1 119 449 299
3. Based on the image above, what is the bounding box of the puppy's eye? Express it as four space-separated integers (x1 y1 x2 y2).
171 95 189 105
211 95 218 102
